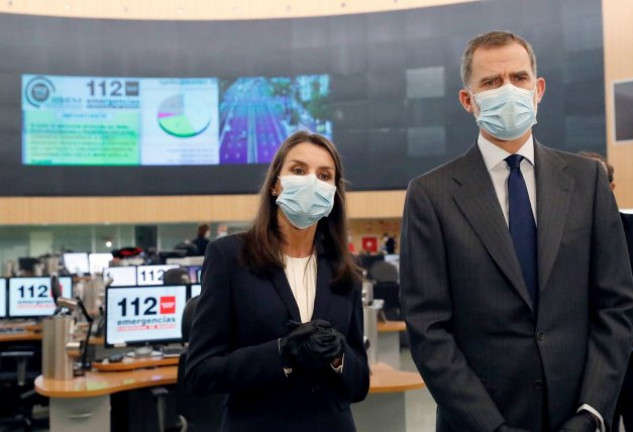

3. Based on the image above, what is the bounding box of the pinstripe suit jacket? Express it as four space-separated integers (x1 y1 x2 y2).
400 141 633 432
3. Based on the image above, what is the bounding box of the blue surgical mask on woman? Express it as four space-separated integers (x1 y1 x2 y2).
472 83 537 141
276 173 337 229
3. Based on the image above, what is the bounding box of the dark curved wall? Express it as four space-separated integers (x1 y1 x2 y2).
0 0 604 196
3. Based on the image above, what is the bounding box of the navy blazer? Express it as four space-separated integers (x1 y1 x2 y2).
185 234 370 432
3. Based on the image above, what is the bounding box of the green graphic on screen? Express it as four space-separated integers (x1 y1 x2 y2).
158 94 211 138
23 111 140 166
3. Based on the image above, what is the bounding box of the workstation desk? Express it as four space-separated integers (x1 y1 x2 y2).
35 357 424 432
0 322 43 350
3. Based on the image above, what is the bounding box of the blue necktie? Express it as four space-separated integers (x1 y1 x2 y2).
506 154 538 308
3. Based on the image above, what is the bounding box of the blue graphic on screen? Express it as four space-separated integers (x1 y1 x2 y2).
219 76 331 164
21 74 331 166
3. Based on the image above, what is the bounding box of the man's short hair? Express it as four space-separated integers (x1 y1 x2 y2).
460 30 537 88
579 151 614 183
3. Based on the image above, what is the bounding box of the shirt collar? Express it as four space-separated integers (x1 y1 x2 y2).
477 134 535 171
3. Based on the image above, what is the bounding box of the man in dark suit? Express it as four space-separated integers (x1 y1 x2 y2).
400 30 633 432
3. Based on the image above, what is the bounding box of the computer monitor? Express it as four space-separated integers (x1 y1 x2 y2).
136 264 179 286
18 257 40 274
103 266 137 287
187 266 203 283
63 252 90 275
89 253 114 275
190 284 201 299
7 276 73 318
105 284 187 347
0 278 6 318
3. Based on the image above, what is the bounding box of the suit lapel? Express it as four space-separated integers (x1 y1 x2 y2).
453 144 534 311
270 268 301 322
534 142 573 293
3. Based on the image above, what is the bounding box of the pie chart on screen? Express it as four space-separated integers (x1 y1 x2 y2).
157 94 211 138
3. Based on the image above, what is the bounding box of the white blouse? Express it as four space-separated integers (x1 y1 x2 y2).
283 254 317 323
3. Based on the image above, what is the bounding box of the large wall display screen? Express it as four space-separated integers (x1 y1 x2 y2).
0 0 605 196
22 75 330 166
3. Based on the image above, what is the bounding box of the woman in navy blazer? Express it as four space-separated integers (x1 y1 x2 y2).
184 131 370 431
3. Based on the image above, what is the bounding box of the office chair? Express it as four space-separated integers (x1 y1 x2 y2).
0 343 47 431
175 296 224 431
368 261 401 320
163 267 191 285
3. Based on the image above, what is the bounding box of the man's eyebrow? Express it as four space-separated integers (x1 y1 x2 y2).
478 74 501 84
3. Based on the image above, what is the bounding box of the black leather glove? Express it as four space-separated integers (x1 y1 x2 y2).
558 412 599 432
495 425 530 432
309 323 344 362
279 319 343 370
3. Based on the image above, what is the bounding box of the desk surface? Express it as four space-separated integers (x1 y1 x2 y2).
36 361 423 399
0 321 42 343
377 320 406 332
92 356 179 372
35 367 178 398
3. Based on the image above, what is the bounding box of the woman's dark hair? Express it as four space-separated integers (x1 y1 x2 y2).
242 131 361 287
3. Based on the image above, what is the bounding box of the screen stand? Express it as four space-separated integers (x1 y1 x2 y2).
134 345 154 358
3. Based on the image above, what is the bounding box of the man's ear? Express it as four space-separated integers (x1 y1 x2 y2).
459 89 475 114
535 77 546 103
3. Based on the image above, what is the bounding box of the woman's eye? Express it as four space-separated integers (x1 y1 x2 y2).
292 167 305 175
318 172 331 181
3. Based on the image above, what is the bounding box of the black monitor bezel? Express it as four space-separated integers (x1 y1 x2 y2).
188 283 201 299
0 278 7 319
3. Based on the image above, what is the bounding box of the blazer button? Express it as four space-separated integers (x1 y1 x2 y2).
534 379 543 389
535 331 544 341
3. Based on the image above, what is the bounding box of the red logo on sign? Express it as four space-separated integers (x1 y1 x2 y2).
160 296 176 314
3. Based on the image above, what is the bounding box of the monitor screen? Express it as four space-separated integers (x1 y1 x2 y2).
89 253 114 274
136 265 179 286
8 276 73 318
63 253 90 275
0 278 6 318
0 4 607 196
21 74 330 168
190 284 201 299
103 266 137 287
105 284 187 347
187 266 203 283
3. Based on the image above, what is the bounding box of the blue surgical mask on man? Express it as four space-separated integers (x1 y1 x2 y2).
276 173 337 229
472 83 537 141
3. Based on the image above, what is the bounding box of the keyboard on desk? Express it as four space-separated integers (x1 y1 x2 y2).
0 327 27 334
160 346 184 357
